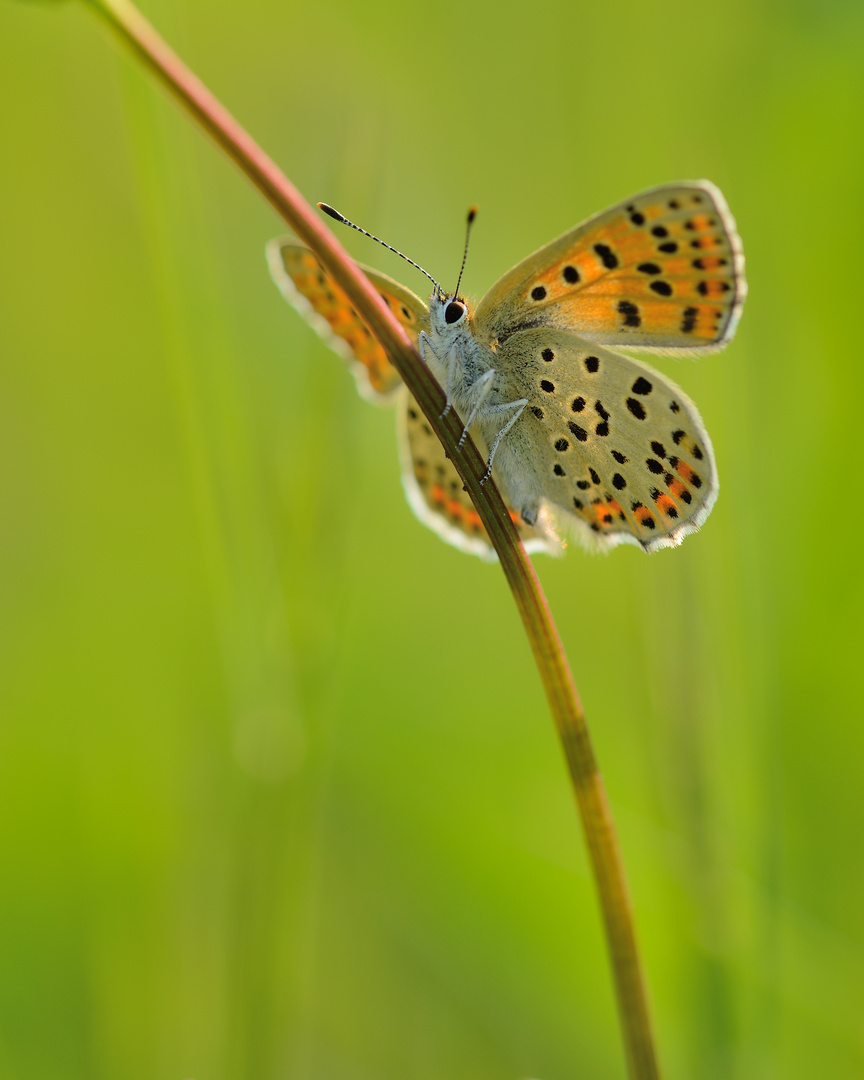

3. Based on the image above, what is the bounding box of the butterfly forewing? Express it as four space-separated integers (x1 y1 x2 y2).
267 241 429 401
490 328 716 551
475 182 745 353
398 390 560 560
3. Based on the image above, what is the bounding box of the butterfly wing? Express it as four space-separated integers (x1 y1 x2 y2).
474 181 745 353
267 240 430 401
398 389 560 560
489 328 716 552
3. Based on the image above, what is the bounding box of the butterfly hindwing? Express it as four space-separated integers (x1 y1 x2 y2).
474 181 745 353
397 389 560 560
267 240 429 401
487 328 716 551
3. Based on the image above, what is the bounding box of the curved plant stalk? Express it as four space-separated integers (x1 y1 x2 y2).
80 1 660 1075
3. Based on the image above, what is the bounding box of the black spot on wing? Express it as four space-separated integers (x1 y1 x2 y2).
593 244 619 269
680 307 698 334
617 300 641 328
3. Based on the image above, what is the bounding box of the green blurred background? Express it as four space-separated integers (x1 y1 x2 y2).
2 0 863 1077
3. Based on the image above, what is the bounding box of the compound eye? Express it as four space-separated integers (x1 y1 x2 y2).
444 300 465 325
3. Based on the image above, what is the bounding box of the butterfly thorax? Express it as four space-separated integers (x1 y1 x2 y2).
425 293 497 402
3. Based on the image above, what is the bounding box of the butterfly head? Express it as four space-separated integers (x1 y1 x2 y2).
428 291 472 336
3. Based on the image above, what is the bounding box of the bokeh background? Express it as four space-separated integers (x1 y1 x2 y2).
2 0 863 1077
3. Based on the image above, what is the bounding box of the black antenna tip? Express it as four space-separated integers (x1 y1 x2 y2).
453 205 479 298
318 203 345 223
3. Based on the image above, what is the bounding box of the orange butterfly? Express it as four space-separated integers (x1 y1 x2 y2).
268 182 745 559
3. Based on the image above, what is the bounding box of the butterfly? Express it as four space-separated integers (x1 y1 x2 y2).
267 181 745 559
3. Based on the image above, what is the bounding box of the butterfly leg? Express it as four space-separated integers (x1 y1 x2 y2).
440 344 461 418
418 330 437 370
478 398 528 485
419 332 458 418
457 368 496 449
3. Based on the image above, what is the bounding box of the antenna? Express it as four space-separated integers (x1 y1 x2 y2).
453 205 478 298
318 203 445 296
